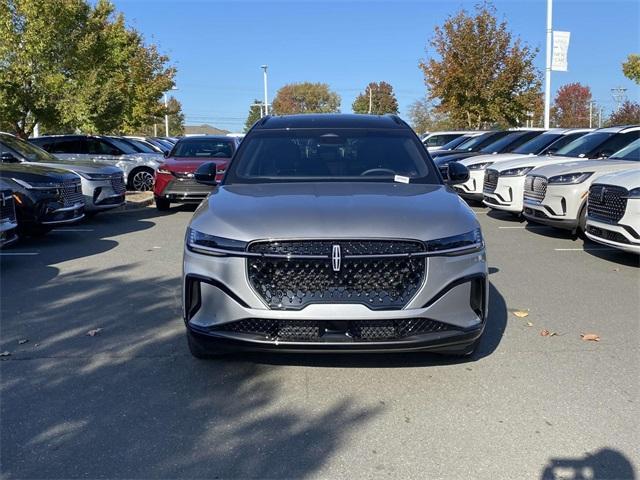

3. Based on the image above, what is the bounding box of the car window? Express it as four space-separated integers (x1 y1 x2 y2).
479 132 529 154
554 132 613 157
439 135 471 150
127 139 157 153
103 137 138 155
172 139 235 158
44 138 84 154
598 131 640 158
227 129 439 185
457 131 511 151
86 138 120 155
609 138 640 161
542 132 588 153
512 133 562 154
425 134 460 147
0 135 57 162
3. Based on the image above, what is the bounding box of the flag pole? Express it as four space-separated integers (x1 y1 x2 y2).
544 0 553 129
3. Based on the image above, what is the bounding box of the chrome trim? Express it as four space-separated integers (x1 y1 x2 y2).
51 202 84 213
41 213 85 225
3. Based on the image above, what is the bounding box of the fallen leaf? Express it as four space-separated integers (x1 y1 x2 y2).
86 328 102 337
18 339 28 345
0 351 10 357
581 333 600 342
526 322 533 327
540 329 549 336
511 309 530 318
612 267 620 272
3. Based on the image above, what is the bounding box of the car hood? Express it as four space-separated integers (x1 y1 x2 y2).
590 168 640 189
532 159 639 178
24 161 121 175
493 154 586 173
0 163 80 182
190 182 480 242
434 152 480 165
459 153 528 167
163 157 230 172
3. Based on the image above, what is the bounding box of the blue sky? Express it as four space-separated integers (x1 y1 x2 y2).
114 0 639 132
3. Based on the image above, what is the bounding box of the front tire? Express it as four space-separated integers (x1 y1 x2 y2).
128 168 155 192
155 197 171 211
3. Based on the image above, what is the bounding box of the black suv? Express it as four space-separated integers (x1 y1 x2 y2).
0 179 19 247
0 160 84 236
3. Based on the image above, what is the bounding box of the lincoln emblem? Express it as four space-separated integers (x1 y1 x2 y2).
332 244 341 272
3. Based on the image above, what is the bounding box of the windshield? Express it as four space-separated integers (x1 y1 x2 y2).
226 129 439 184
455 131 510 151
609 138 640 161
171 138 235 158
0 134 57 163
554 132 612 157
439 134 472 150
126 138 157 153
106 137 139 155
512 133 562 154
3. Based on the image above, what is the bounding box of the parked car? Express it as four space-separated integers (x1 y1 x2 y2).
430 131 513 159
154 135 239 210
182 114 487 358
30 135 163 191
0 179 19 247
117 136 163 154
523 135 640 234
1 133 125 215
484 126 639 214
455 129 591 201
0 162 84 235
585 168 640 254
432 132 486 154
422 131 475 151
126 136 171 153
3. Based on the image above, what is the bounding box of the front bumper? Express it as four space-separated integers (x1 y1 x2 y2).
183 246 488 353
82 177 126 212
155 174 214 203
523 184 587 230
453 170 485 201
0 222 19 247
585 201 640 254
483 176 526 213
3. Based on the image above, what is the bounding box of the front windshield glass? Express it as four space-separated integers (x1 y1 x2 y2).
554 132 612 157
609 139 640 161
226 129 439 184
478 133 524 154
127 138 157 153
512 133 562 154
172 138 235 158
0 135 57 162
439 135 471 150
455 134 489 151
106 137 138 155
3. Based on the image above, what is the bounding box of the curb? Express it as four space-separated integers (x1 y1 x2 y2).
102 192 154 214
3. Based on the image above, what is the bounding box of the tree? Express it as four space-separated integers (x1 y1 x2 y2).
608 101 640 126
622 54 640 84
406 98 455 134
136 96 184 136
244 99 263 132
352 82 399 115
551 83 592 127
0 0 175 138
271 82 340 115
419 2 541 129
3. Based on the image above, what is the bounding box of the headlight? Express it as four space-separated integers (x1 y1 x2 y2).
156 168 172 175
12 178 62 190
426 228 484 254
468 162 494 170
625 187 640 199
548 172 593 184
76 171 115 180
186 228 247 254
500 166 534 177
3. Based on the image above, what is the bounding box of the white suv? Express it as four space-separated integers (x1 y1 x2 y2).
585 168 640 254
523 136 640 233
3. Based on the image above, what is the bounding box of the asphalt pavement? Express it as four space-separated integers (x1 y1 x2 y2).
1 202 638 479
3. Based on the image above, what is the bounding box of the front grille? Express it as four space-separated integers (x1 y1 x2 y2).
60 180 83 207
213 318 451 342
247 240 426 310
0 191 17 223
165 177 212 193
587 225 630 244
524 175 547 203
110 175 126 195
483 169 499 194
588 184 627 223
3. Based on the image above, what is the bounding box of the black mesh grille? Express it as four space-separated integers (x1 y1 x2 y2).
247 240 426 310
0 191 17 223
483 169 499 194
110 175 126 195
524 175 547 203
165 177 213 193
587 225 630 244
213 318 451 342
588 184 627 223
60 180 83 207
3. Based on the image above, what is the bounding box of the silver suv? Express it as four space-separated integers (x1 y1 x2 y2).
182 114 488 358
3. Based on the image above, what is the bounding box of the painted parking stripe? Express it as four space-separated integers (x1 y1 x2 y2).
0 252 39 256
554 247 618 251
498 225 551 229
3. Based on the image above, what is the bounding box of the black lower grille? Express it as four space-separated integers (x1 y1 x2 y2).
483 170 498 194
110 175 126 195
588 184 627 223
587 225 630 244
213 318 451 342
165 178 213 194
247 240 426 310
60 180 83 206
1 191 17 223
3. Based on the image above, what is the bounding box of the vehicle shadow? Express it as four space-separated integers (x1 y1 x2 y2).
583 242 640 268
540 448 636 480
246 282 507 368
487 209 525 223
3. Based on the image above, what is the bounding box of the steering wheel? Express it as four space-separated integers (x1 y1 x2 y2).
360 168 396 176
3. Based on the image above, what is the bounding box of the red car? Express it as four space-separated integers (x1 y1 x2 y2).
154 136 240 210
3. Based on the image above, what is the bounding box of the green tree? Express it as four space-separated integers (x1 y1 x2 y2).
352 81 399 115
406 98 455 134
271 82 340 115
622 54 640 84
419 2 541 129
551 83 592 128
608 101 640 126
244 99 263 132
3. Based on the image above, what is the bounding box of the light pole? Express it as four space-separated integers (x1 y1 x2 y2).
164 86 178 137
261 65 269 116
543 0 553 129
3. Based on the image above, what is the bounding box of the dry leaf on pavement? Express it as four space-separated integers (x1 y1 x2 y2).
18 339 28 345
0 351 10 357
86 328 102 337
526 322 533 327
580 333 600 342
511 309 530 318
540 329 558 337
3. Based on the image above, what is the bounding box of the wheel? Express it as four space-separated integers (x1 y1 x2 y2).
155 197 171 211
128 168 155 192
187 331 224 359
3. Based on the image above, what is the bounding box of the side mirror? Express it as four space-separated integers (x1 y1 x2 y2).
163 150 171 158
194 162 218 186
445 161 470 185
596 150 613 159
0 152 20 163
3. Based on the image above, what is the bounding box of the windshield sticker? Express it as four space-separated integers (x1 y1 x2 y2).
394 175 410 184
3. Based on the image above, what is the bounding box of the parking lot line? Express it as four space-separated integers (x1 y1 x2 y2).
554 247 618 252
498 225 550 229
